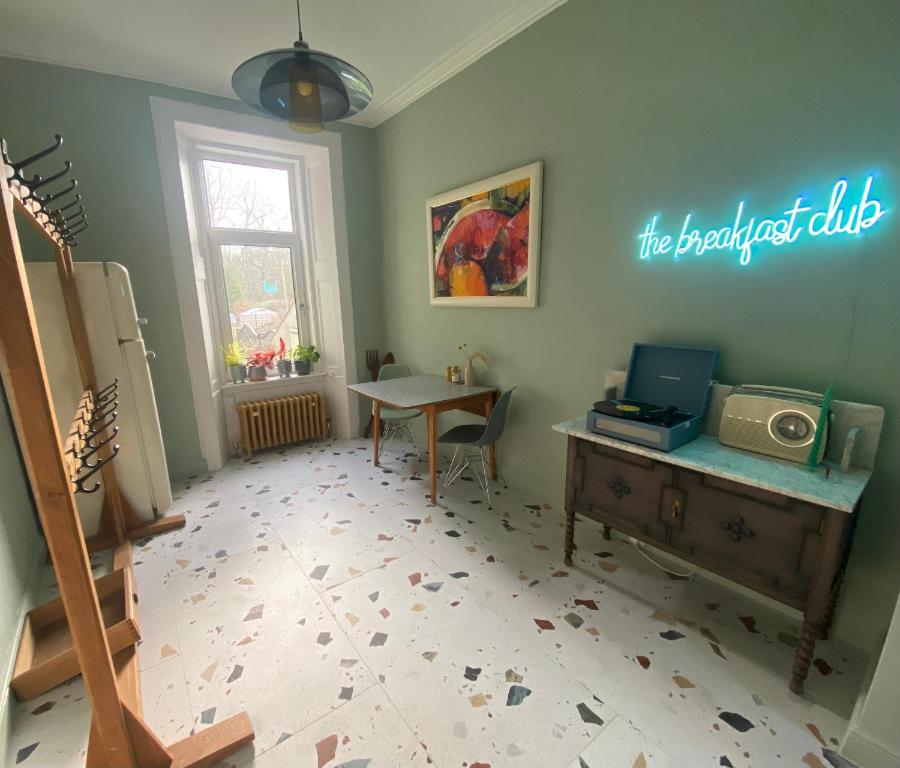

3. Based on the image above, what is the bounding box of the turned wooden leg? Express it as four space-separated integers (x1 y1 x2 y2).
819 590 839 641
602 524 611 541
790 617 820 695
564 506 576 566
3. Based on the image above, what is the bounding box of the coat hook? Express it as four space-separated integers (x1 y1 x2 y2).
25 161 72 191
94 387 118 407
89 399 118 425
36 178 78 205
8 134 63 174
74 450 117 494
80 438 120 468
84 412 117 442
61 214 86 232
49 194 83 218
62 206 85 223
87 425 119 449
95 379 119 399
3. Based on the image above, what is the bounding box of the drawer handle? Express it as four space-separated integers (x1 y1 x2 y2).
607 476 631 499
721 516 755 543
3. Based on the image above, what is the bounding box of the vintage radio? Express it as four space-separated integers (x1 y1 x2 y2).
718 386 828 464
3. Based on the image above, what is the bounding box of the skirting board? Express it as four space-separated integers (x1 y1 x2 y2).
843 727 900 768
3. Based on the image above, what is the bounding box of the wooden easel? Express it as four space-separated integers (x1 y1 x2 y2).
1 137 254 766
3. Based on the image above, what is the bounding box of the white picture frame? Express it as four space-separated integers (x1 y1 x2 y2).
426 161 543 307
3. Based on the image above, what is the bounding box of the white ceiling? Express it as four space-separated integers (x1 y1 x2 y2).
0 0 566 127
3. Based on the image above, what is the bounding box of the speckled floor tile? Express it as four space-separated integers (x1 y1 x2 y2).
7 437 867 768
221 685 432 767
168 542 377 752
569 717 684 767
5 677 89 767
328 549 615 768
140 655 194 743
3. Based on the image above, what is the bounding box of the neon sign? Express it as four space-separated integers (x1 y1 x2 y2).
638 175 886 265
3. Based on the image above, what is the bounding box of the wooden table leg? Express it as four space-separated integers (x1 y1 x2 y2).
427 406 437 504
790 508 849 695
564 505 576 566
373 401 381 467
790 616 821 695
483 393 497 480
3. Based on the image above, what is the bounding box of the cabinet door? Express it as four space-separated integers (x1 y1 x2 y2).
572 441 672 543
668 471 824 605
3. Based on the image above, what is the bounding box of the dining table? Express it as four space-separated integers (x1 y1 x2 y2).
347 374 498 503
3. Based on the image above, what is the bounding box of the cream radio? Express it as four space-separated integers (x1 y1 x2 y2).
718 386 828 464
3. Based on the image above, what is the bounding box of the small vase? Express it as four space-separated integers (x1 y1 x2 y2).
248 365 268 382
277 360 293 378
294 359 312 376
464 364 475 386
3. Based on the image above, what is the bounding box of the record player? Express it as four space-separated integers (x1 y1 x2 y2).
587 343 719 451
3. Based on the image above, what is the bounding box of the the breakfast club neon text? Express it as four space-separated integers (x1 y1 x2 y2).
638 176 886 265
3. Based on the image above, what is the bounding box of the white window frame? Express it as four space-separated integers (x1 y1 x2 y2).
151 98 360 471
186 141 321 382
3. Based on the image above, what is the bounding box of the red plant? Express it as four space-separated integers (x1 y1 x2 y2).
247 350 277 369
276 337 286 360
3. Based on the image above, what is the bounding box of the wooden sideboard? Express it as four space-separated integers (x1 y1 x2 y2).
554 418 875 695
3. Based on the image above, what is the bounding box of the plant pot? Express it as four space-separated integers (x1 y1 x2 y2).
248 365 268 382
276 360 293 378
294 360 312 376
229 364 247 384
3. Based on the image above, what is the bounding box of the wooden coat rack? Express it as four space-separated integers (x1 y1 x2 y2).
1 135 253 766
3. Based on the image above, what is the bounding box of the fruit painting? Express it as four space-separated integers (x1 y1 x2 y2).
427 162 542 307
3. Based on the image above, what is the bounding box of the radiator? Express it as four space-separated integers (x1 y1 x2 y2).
236 394 326 457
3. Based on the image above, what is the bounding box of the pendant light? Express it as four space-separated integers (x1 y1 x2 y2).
232 0 373 133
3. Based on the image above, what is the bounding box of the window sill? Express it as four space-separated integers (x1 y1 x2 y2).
219 372 327 396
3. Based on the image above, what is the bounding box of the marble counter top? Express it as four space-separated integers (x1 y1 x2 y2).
553 416 872 513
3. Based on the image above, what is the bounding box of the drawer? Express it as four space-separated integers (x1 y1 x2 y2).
668 471 823 602
572 441 672 543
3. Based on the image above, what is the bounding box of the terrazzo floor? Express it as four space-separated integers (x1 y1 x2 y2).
7 437 867 768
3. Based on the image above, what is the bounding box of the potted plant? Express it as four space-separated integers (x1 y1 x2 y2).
246 349 277 382
275 338 292 377
223 342 247 383
292 344 320 375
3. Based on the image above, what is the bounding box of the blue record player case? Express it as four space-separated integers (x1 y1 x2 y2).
587 343 719 451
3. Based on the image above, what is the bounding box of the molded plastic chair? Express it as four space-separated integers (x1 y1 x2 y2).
438 387 515 508
375 363 421 460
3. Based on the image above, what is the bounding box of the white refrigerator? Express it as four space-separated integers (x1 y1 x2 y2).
25 261 173 536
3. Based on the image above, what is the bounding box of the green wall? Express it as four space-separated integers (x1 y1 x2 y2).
0 392 42 757
374 0 900 647
0 57 382 728
0 57 383 479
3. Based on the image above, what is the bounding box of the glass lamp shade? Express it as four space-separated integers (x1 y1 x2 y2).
232 42 373 132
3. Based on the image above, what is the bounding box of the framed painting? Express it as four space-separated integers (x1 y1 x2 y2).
426 162 542 307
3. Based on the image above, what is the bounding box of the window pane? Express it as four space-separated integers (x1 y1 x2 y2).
202 159 293 232
222 245 300 358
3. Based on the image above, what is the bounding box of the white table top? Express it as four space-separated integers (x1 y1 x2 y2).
553 416 872 513
348 375 495 409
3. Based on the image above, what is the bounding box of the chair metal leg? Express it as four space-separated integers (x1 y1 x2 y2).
478 446 493 508
379 420 420 462
440 444 495 508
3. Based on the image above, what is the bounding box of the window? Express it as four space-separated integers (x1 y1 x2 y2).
192 151 314 376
